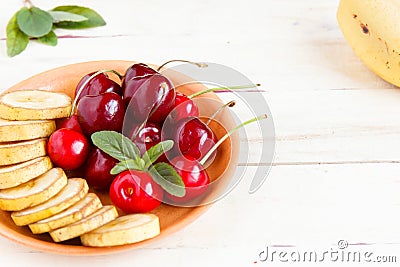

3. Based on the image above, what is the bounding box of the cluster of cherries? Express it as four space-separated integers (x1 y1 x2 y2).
47 62 223 213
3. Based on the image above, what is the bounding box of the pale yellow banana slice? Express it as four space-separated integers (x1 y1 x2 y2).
29 193 102 234
81 214 160 247
0 168 67 211
50 205 118 243
0 156 52 189
0 138 47 166
11 178 89 226
0 90 72 120
0 118 55 142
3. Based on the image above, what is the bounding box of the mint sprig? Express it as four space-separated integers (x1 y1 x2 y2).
6 2 106 57
91 131 185 197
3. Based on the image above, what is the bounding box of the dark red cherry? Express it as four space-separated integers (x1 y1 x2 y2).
75 72 122 103
109 170 163 213
127 122 167 162
123 74 175 123
165 155 209 203
122 63 158 88
77 92 125 136
56 114 82 133
84 148 119 190
164 117 217 161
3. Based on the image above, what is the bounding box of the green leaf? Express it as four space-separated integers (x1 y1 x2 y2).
38 30 57 46
149 163 185 197
52 5 106 29
143 140 174 167
16 7 53 37
91 131 141 162
6 12 29 57
110 158 146 175
48 11 88 23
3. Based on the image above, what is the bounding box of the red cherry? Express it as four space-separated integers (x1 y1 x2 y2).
56 114 82 133
83 148 119 190
165 156 209 203
77 92 125 136
123 74 175 123
163 117 217 161
109 170 163 213
122 63 158 88
47 128 90 170
166 92 199 122
75 72 122 103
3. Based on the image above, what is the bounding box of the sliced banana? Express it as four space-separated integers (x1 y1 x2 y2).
81 214 160 247
29 193 102 234
50 205 118 243
0 90 72 120
0 168 67 211
11 178 89 226
0 138 47 166
0 156 52 189
0 118 55 142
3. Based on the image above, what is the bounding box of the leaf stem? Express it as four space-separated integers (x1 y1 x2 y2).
199 114 268 165
188 84 261 99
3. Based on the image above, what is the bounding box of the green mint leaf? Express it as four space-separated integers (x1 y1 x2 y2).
149 163 185 197
6 12 29 57
48 10 88 23
38 30 57 46
52 5 106 29
110 158 146 175
91 131 141 162
17 7 53 37
143 140 174 167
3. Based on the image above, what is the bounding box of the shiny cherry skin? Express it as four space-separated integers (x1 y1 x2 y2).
56 114 82 133
168 92 199 121
123 74 175 123
128 122 161 154
109 170 163 213
126 122 167 162
47 128 90 170
77 92 125 136
83 148 119 190
165 155 210 203
164 117 217 161
75 72 122 103
122 63 158 88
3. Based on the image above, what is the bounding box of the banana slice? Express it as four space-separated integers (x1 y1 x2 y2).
29 193 102 234
0 138 47 166
0 156 52 189
50 205 118 243
81 214 160 247
11 178 89 226
0 118 55 142
0 168 67 211
0 90 72 120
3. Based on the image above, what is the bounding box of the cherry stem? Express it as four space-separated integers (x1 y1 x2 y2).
69 69 123 117
188 84 261 99
199 114 268 166
156 60 208 72
205 100 236 126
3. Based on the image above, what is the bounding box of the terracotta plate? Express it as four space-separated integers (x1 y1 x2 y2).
0 60 239 255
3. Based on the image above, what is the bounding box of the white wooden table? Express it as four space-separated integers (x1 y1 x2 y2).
1 0 399 266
